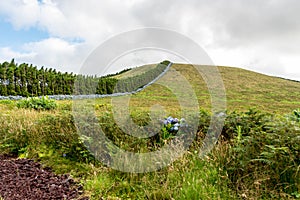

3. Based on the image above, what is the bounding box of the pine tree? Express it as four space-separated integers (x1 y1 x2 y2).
0 62 7 96
19 63 29 96
7 59 16 95
39 66 46 95
14 65 21 95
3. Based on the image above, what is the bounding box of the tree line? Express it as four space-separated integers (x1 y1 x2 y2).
0 59 76 96
0 59 170 96
96 61 170 94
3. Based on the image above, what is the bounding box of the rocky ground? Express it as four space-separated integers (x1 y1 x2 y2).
0 154 88 200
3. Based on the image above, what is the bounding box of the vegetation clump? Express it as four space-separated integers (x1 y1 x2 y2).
218 109 300 199
17 96 57 110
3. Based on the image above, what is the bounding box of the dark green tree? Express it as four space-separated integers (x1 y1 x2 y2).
7 59 16 95
0 62 8 96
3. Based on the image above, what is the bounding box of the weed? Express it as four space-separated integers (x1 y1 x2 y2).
16 96 57 110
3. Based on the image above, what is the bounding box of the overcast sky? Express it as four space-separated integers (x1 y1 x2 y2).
0 0 299 80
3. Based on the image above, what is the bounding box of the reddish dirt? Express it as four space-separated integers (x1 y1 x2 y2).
0 154 89 200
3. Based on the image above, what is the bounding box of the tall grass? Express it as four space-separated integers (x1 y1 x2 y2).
0 99 299 199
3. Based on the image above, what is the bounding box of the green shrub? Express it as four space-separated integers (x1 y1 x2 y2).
288 109 300 122
222 108 271 140
160 60 171 66
17 96 57 110
219 109 300 199
35 114 96 163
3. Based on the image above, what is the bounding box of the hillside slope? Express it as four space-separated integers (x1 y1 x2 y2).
218 65 300 113
124 63 300 114
113 64 157 79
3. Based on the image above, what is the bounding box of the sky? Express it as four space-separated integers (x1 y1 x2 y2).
0 0 300 80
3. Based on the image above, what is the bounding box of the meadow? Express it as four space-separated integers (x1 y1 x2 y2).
0 63 299 199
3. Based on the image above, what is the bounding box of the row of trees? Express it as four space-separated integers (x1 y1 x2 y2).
0 60 77 96
0 60 170 96
96 61 169 94
115 62 168 92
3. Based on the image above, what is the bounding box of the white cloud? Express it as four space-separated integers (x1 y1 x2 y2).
22 38 82 71
0 47 36 62
0 38 87 73
0 0 141 41
0 0 300 80
0 0 40 29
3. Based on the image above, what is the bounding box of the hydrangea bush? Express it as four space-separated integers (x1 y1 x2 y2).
160 116 187 140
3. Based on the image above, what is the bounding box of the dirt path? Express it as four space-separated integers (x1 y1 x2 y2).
0 154 88 200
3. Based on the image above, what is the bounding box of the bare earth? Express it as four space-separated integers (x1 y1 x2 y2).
0 154 88 200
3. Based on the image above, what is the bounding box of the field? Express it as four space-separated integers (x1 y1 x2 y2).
0 63 300 199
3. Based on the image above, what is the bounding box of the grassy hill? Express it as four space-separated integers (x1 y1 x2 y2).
113 63 300 114
218 65 300 113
